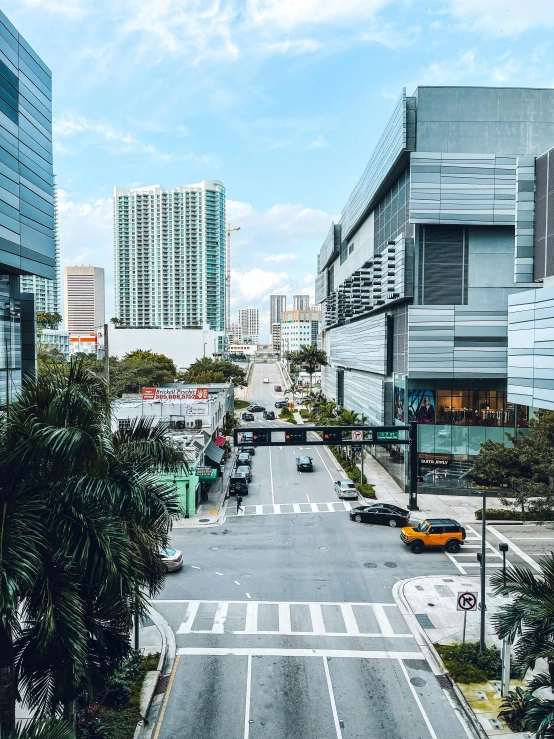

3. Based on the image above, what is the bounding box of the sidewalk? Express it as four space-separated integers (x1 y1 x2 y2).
173 449 235 528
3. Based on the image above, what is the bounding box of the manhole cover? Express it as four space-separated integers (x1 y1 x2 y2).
199 518 210 523
319 546 328 551
210 546 219 551
364 563 377 568
410 677 427 687
385 562 397 568
443 578 454 582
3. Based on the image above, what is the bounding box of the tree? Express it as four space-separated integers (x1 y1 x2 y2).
110 317 123 325
37 344 67 370
36 312 62 330
0 359 183 734
294 345 328 390
179 357 247 387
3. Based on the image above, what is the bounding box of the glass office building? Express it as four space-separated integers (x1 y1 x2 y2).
0 10 55 407
316 87 554 492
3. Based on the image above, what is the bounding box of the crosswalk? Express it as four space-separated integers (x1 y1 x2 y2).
170 599 412 638
446 524 517 574
227 500 359 517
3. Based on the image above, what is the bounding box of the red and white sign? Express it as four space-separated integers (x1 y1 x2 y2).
457 591 478 612
141 387 209 401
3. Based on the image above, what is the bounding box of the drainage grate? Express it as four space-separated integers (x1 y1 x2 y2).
415 613 435 629
436 674 452 690
155 674 170 696
364 562 377 568
199 518 211 523
385 562 398 568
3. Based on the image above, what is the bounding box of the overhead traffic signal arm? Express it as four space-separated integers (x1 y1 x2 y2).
322 428 342 443
284 430 306 444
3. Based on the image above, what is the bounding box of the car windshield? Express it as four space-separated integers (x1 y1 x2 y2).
342 481 355 488
417 522 430 533
164 548 176 556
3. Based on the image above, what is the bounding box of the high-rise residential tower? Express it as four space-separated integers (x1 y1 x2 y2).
270 294 287 328
114 181 226 332
0 10 55 406
292 294 310 310
64 266 105 334
237 306 259 344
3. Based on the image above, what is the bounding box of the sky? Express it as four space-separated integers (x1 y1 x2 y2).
6 0 554 340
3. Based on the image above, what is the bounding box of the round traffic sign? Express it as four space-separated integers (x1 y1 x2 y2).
457 592 477 611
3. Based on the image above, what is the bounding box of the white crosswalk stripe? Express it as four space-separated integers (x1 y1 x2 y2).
227 500 359 517
168 599 413 638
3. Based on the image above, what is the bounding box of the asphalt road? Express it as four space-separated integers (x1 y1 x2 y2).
151 363 474 739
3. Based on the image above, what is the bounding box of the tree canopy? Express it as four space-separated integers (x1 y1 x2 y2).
178 357 247 386
36 311 62 330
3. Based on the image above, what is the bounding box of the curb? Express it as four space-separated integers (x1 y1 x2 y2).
392 578 487 739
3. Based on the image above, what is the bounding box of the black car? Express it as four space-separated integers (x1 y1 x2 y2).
296 455 313 472
242 446 256 456
275 400 288 408
248 405 265 413
229 473 249 495
350 503 410 528
263 410 275 420
236 453 252 467
235 465 252 483
242 412 254 421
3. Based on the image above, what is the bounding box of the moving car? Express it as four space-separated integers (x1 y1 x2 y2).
248 405 265 413
350 503 409 527
263 410 275 420
263 377 269 383
229 473 249 495
400 518 466 554
334 479 358 500
159 547 183 572
237 452 252 467
275 400 288 408
242 412 254 421
296 455 313 472
236 465 252 483
274 385 282 392
242 446 256 456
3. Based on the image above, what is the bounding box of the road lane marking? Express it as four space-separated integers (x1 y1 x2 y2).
278 602 291 633
246 593 251 599
244 602 258 632
215 572 224 576
312 442 337 483
309 603 326 634
372 604 395 636
212 602 229 633
244 654 252 739
191 565 201 569
293 503 301 513
234 581 241 585
153 654 180 739
177 647 423 659
157 599 401 606
488 526 542 572
177 601 200 633
340 604 360 635
269 446 275 505
323 657 343 739
398 659 438 739
306 493 311 503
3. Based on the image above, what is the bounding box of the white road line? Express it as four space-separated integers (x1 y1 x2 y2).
244 654 252 739
309 603 326 634
255 504 263 515
323 657 343 739
244 602 258 632
177 647 423 659
191 565 201 569
398 659 438 739
293 503 301 513
511 537 554 540
312 441 337 483
246 593 251 599
212 602 229 633
488 526 542 572
444 551 467 574
306 493 311 503
372 604 395 636
177 601 200 634
278 602 291 633
340 604 360 635
154 599 401 606
215 572 224 576
310 502 319 512
273 504 282 514
230 630 412 638
269 446 275 506
234 581 241 585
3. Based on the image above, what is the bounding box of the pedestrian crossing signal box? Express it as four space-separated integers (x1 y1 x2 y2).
322 429 342 443
284 430 306 444
252 432 268 443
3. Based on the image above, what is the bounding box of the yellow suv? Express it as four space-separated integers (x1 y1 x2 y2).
400 518 466 554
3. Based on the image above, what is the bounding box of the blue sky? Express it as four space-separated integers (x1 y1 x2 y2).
5 0 554 339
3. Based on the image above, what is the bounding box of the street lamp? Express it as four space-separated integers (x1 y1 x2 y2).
499 542 511 697
499 542 509 589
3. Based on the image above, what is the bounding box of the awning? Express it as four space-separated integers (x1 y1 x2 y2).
205 440 225 466
214 435 226 447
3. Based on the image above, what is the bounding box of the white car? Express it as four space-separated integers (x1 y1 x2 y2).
263 377 269 383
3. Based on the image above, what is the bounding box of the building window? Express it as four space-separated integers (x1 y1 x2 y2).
118 419 132 430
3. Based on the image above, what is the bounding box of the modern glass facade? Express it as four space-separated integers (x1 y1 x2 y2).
0 9 55 407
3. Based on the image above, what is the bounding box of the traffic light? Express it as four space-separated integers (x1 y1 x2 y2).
252 431 268 444
322 428 342 443
284 430 306 444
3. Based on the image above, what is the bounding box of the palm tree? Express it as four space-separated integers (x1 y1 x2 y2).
0 360 184 735
294 345 328 391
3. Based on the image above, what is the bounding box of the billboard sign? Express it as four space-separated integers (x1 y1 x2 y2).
141 387 209 401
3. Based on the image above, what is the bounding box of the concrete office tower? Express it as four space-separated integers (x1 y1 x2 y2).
271 322 281 353
114 181 226 332
64 267 105 334
293 294 310 310
20 179 61 313
238 306 259 344
280 308 321 354
0 10 56 407
270 294 287 328
315 86 554 493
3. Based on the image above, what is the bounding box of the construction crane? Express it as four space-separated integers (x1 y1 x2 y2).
226 224 240 335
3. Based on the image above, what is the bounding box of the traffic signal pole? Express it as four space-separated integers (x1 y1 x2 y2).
408 422 419 511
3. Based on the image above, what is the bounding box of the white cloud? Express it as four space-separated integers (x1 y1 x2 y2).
308 135 328 149
264 253 299 263
245 0 392 31
231 268 289 301
445 0 554 35
227 199 334 242
18 0 87 17
177 124 190 136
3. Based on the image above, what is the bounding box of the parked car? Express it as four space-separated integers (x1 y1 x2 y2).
275 400 288 408
274 385 282 392
263 377 269 383
237 453 252 467
236 465 252 483
334 479 358 500
229 473 249 495
159 547 183 572
296 455 313 472
248 405 265 413
350 504 409 527
263 410 275 420
242 412 254 421
400 518 466 554
242 446 256 456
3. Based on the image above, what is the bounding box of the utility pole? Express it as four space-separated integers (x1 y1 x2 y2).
103 323 110 385
226 224 241 337
408 422 419 510
480 492 487 652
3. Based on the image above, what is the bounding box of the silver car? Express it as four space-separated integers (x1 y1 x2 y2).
334 479 358 500
159 547 183 572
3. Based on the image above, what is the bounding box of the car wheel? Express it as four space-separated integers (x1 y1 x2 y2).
355 514 362 523
388 519 397 527
446 539 461 553
411 541 424 554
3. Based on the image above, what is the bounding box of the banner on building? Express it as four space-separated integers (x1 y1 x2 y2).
141 387 209 401
182 402 209 416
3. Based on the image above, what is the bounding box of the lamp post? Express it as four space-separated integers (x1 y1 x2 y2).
479 492 487 652
499 542 511 696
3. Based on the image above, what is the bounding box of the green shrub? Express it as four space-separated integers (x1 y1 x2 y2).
299 409 309 419
445 662 488 684
142 653 160 672
358 484 376 499
435 642 513 682
475 508 554 521
104 652 145 707
234 399 250 409
498 686 538 732
78 718 110 739
102 705 141 739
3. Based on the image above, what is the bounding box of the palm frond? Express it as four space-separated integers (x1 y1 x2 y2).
6 717 75 739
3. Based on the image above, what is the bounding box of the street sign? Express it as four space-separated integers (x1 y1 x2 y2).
457 591 478 612
351 430 363 441
376 431 399 440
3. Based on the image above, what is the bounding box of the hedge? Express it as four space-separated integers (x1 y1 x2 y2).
234 399 250 409
435 642 516 684
475 508 554 521
358 484 376 499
